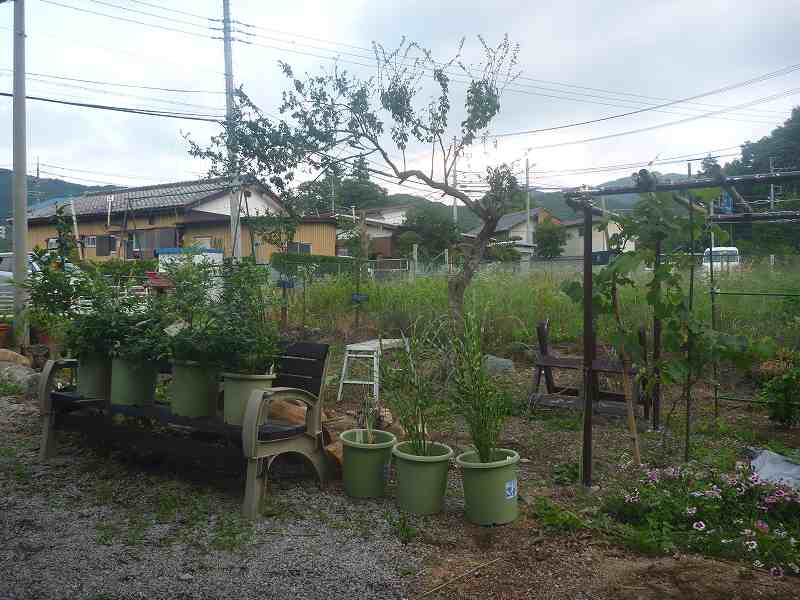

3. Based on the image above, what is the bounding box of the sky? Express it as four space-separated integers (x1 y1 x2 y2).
2 0 800 204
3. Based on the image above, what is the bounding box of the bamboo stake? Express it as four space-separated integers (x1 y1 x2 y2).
611 273 641 465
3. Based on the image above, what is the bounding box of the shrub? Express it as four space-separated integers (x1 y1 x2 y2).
761 366 800 426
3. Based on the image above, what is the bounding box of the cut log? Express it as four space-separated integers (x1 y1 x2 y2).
268 399 328 424
324 440 343 478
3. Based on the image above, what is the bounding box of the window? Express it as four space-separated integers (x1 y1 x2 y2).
193 236 213 249
85 236 97 248
46 238 58 250
287 242 312 254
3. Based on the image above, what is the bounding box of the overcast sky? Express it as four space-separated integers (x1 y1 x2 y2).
2 0 800 203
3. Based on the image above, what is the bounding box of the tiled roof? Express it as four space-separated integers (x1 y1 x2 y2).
28 177 230 222
467 208 543 235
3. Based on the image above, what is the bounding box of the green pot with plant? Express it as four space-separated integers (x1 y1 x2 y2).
160 256 222 418
451 313 519 525
110 298 169 407
217 258 280 425
382 327 453 514
340 424 397 499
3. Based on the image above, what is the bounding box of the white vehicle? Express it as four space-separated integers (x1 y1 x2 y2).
702 246 741 273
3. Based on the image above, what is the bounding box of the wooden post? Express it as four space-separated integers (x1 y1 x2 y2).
411 243 418 282
581 203 595 487
652 238 662 431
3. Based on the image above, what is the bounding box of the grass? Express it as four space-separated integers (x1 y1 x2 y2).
210 513 254 552
0 375 25 397
385 511 419 544
291 263 800 355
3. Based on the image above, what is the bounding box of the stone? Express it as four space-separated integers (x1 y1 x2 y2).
178 573 194 581
0 350 31 367
484 354 514 374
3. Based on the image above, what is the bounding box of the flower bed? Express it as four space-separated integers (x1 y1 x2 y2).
602 462 800 577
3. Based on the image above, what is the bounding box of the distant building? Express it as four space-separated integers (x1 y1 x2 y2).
559 215 631 257
466 208 560 258
24 177 336 262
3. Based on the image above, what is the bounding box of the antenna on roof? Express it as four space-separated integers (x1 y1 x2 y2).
106 194 113 228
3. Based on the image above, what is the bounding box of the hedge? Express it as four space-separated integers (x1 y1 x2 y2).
270 252 356 277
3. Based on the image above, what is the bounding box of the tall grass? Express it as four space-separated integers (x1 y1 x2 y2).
292 260 800 355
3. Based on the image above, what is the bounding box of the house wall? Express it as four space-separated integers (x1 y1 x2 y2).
194 189 282 215
562 221 628 257
29 217 336 263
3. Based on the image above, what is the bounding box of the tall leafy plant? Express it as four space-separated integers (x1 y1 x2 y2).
450 312 511 462
380 322 449 456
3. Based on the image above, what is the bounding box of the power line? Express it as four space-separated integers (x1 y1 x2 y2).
0 68 224 94
127 0 211 21
524 87 800 151
0 91 223 122
81 0 212 30
38 0 217 40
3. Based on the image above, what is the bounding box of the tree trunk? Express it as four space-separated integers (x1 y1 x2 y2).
447 216 498 327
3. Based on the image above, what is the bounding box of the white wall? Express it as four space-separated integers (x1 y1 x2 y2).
194 187 282 216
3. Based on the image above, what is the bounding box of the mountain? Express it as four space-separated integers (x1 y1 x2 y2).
0 168 113 218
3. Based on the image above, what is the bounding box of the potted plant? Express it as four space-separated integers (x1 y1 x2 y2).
340 385 397 499
381 328 453 515
160 256 222 418
110 297 169 408
451 313 518 525
217 259 280 425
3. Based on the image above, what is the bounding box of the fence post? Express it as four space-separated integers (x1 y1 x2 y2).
411 243 418 282
444 248 449 274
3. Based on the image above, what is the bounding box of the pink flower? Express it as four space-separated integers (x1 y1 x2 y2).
770 566 784 578
692 521 706 531
749 473 761 484
755 520 769 534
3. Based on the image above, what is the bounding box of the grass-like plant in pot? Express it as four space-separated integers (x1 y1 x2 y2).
217 258 280 425
160 256 224 418
339 384 397 499
451 312 518 525
381 324 453 514
109 295 170 408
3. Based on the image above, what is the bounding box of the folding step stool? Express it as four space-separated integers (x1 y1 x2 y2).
336 338 406 405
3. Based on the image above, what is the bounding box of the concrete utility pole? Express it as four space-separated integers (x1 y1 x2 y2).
525 158 532 245
769 156 775 211
10 0 28 346
223 0 241 259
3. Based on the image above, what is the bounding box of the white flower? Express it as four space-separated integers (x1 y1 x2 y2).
733 518 743 525
789 562 800 574
753 560 764 568
721 539 733 544
745 540 758 551
790 537 797 547
686 507 697 516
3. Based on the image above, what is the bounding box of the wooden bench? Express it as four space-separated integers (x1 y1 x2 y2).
38 341 333 519
528 320 648 416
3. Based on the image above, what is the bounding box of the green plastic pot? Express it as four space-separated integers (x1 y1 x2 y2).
170 361 219 417
340 429 396 499
456 448 520 526
110 358 158 407
393 441 453 515
222 372 276 425
77 354 111 399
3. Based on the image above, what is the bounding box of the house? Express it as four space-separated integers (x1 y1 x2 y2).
559 215 631 257
362 204 414 225
26 177 337 262
465 208 559 257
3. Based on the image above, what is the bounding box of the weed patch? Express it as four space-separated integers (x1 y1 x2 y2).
210 514 254 552
531 497 585 532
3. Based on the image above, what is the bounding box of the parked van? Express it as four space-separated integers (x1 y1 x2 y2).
702 247 741 273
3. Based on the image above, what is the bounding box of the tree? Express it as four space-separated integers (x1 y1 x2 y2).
535 219 568 259
188 35 521 325
401 204 460 260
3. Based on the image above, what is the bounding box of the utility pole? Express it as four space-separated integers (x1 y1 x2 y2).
222 0 241 259
769 156 775 211
525 158 532 245
10 0 28 347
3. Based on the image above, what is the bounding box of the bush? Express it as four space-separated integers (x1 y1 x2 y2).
762 366 800 426
603 463 800 575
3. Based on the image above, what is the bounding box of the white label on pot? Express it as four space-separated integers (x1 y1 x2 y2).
505 479 518 500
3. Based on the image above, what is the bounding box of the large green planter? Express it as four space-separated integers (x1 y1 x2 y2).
77 354 111 399
456 449 520 526
170 361 219 418
222 372 276 425
393 441 453 515
110 358 158 407
340 429 397 499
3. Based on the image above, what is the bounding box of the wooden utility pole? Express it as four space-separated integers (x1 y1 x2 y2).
581 201 595 486
525 158 532 245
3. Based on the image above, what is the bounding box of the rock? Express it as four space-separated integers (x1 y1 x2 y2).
484 354 514 374
178 573 194 581
0 350 31 367
25 373 41 401
0 363 35 392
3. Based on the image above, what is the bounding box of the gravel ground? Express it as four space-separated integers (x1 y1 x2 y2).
0 397 427 600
